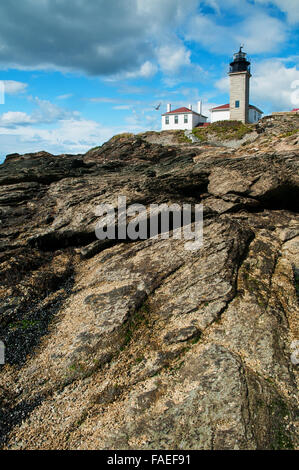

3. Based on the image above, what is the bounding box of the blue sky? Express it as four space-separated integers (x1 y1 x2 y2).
0 0 298 160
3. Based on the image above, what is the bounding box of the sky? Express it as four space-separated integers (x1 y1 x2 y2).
0 0 298 161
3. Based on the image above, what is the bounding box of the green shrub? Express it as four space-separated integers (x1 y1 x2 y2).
176 131 192 143
110 133 134 141
192 120 253 141
88 145 101 152
280 129 298 138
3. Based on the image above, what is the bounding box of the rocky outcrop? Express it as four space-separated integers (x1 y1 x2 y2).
0 114 298 450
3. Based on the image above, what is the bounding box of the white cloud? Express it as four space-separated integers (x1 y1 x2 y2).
124 107 160 132
30 97 79 123
215 76 229 93
57 93 73 100
254 0 299 24
138 61 158 78
0 97 78 128
88 97 120 103
0 98 162 159
1 80 27 95
187 11 287 54
43 119 115 152
204 0 221 14
157 44 191 74
0 111 163 159
251 60 299 111
107 61 158 81
113 105 132 110
136 0 198 29
0 119 117 156
236 14 287 53
88 96 143 108
201 102 219 119
0 111 33 127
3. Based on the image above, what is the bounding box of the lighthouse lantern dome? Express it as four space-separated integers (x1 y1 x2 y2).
229 46 251 73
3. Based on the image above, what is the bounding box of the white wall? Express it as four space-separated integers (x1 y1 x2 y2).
210 110 230 123
211 108 262 124
162 113 207 131
162 113 194 131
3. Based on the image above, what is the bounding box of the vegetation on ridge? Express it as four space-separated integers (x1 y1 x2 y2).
192 120 254 141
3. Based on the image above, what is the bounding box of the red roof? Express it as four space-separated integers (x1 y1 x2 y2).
211 104 230 110
211 103 263 113
292 108 299 112
164 107 193 115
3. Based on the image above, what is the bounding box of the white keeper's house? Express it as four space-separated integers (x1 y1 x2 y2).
161 101 208 131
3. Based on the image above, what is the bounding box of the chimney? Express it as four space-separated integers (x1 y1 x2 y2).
167 103 171 112
189 103 192 111
197 100 203 115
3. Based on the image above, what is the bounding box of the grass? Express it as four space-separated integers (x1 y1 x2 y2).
175 131 192 143
9 319 39 331
279 129 298 138
68 362 87 375
88 145 101 152
169 360 185 373
138 131 161 137
137 129 193 144
87 133 136 152
135 356 145 364
269 397 294 450
191 334 201 345
192 120 253 142
120 300 151 351
110 133 134 141
271 427 294 450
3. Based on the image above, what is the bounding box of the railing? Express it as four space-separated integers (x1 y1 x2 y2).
229 65 251 74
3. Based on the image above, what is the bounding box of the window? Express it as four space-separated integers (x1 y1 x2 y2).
174 115 179 124
184 115 188 123
235 100 240 108
165 116 169 125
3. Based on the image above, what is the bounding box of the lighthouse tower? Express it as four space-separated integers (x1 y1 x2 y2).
229 46 251 123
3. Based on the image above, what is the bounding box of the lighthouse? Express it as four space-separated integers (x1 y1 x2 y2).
210 46 263 124
229 46 251 123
